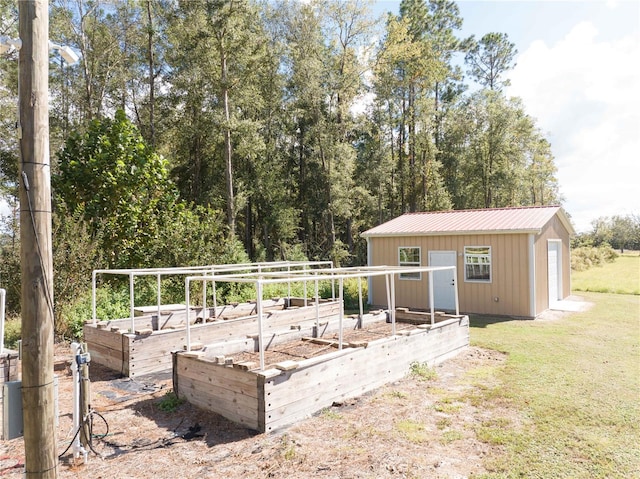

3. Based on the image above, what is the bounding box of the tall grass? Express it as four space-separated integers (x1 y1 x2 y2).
572 253 639 295
469 292 640 478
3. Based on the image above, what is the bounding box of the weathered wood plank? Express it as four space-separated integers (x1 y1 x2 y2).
176 376 259 430
176 354 259 398
176 373 258 411
260 321 470 431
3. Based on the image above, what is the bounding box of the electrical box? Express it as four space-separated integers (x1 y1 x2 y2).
1 377 58 440
2 381 23 440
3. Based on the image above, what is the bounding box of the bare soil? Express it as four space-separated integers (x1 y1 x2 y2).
0 344 508 478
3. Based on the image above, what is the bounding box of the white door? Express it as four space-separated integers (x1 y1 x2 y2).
548 241 562 307
429 251 457 311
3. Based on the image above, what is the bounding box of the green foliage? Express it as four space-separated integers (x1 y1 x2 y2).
0 229 20 314
2 316 21 349
318 277 368 310
52 209 104 324
56 287 131 341
465 32 517 90
409 361 437 381
582 214 640 252
54 110 179 268
157 391 184 413
571 244 618 272
0 1 567 302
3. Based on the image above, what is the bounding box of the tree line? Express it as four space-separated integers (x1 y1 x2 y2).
0 0 561 324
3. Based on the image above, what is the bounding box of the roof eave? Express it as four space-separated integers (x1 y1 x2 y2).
556 208 577 236
361 228 542 238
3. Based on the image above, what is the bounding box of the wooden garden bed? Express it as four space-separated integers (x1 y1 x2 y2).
84 298 341 377
173 310 469 433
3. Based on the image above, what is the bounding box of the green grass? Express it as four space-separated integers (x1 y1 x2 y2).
468 292 640 478
395 419 428 443
572 253 640 295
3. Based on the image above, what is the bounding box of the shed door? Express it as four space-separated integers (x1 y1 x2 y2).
548 241 562 307
428 251 457 311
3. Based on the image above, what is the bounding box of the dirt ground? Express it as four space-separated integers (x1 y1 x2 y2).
0 343 509 479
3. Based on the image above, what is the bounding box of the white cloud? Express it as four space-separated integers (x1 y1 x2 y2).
507 21 640 233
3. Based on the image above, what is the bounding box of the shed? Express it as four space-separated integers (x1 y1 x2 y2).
361 206 576 318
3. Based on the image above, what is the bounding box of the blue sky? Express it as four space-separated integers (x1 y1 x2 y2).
376 0 639 233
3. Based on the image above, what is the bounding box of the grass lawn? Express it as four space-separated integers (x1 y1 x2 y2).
572 253 640 295
468 291 639 478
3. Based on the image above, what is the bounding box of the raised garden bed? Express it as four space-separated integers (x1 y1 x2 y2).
84 298 340 378
173 310 469 432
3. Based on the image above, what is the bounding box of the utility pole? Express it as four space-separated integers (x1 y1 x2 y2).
19 1 57 478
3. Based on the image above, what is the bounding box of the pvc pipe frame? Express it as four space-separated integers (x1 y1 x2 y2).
90 261 333 325
183 265 459 370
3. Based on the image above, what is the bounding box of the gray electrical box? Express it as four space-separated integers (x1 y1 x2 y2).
2 381 23 440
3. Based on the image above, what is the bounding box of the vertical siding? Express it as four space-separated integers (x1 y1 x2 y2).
369 233 532 317
534 215 572 314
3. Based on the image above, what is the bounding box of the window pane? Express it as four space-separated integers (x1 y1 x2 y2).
399 247 421 280
464 246 491 282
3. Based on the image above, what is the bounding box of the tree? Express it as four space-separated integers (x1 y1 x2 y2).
371 11 451 215
165 0 269 240
465 32 517 90
452 90 559 209
54 110 178 267
590 215 640 252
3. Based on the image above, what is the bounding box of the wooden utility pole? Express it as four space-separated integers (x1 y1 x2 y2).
19 1 58 478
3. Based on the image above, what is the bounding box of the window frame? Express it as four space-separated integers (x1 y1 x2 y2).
464 246 492 283
398 246 422 280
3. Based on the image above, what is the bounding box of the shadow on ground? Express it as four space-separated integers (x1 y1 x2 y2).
83 362 258 460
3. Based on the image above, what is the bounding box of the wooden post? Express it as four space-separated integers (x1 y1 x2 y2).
19 1 58 477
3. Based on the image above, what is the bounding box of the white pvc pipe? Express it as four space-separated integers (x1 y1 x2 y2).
338 277 344 350
385 274 391 318
91 270 97 324
314 277 320 336
303 265 308 307
185 279 191 351
358 276 363 322
0 288 5 355
156 273 162 324
429 270 435 325
129 273 135 333
256 280 265 370
331 265 336 300
212 279 218 317
389 274 396 336
202 277 207 320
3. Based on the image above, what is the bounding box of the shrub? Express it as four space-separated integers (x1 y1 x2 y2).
56 286 131 340
3 316 21 349
318 277 368 310
157 391 184 412
571 244 619 272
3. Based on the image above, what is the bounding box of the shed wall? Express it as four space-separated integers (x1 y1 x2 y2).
533 215 572 314
368 233 531 317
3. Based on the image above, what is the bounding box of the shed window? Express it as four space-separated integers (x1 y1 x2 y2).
399 247 421 280
464 246 491 282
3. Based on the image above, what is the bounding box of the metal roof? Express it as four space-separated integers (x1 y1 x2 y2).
361 206 576 237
